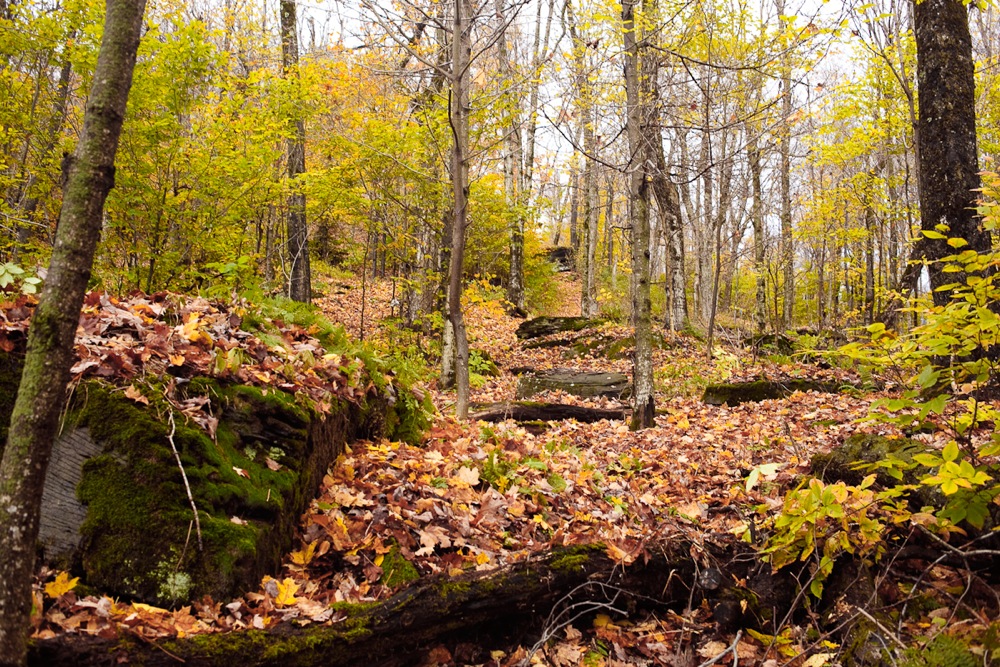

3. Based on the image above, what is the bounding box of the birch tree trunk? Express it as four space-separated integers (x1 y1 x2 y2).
0 0 146 662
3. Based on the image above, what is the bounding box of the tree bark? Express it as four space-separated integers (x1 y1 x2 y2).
0 0 146 662
623 0 655 430
650 114 685 331
495 0 525 312
280 0 312 303
748 132 767 333
448 0 472 418
778 9 794 328
913 0 990 305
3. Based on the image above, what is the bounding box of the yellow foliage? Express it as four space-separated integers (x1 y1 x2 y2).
44 572 79 599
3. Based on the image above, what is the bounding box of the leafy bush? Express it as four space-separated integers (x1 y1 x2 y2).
0 262 42 295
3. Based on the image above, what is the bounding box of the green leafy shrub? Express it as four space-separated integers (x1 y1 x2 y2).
833 174 1000 531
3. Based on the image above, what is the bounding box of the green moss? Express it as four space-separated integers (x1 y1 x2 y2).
550 543 604 573
69 379 318 604
438 579 472 599
901 634 978 667
379 545 420 588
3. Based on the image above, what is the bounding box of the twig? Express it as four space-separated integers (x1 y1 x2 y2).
522 580 627 666
854 607 907 650
175 520 193 573
697 630 743 667
168 410 202 551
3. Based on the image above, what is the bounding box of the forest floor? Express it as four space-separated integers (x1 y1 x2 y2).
26 270 997 666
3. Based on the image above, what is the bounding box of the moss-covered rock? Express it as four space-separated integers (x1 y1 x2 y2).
810 434 928 488
64 380 357 605
0 354 421 606
702 378 843 406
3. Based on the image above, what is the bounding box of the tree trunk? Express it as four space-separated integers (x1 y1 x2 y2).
778 15 794 328
448 0 472 418
495 0 525 312
748 132 767 333
0 0 146 662
581 119 599 317
568 161 580 251
623 0 655 430
280 0 311 302
864 205 876 325
565 0 599 317
14 45 75 258
913 0 990 305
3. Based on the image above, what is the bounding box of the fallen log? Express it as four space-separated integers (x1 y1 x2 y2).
469 401 627 424
516 369 630 400
515 316 601 340
28 541 730 667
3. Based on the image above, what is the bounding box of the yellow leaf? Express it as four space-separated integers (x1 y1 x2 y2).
274 578 299 607
131 602 169 615
290 541 317 566
476 551 490 565
44 572 79 599
374 554 385 567
593 613 612 628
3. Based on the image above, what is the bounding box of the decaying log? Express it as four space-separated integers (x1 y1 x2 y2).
515 316 601 340
29 540 754 667
469 401 627 424
516 369 630 400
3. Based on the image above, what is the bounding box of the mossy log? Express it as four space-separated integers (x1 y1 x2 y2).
28 540 741 667
702 378 843 406
515 316 600 340
516 369 630 400
469 401 627 424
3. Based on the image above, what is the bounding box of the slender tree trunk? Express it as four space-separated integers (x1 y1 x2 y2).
448 0 472 418
495 0 525 311
650 102 684 330
623 0 654 430
14 45 75 258
748 133 767 334
568 161 580 251
583 128 599 317
0 0 146 662
565 0 598 317
280 0 311 302
779 23 794 328
864 204 876 324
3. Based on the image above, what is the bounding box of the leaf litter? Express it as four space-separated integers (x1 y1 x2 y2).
7 277 971 665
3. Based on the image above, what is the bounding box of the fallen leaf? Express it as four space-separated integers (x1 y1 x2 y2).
274 578 299 607
123 385 149 405
44 572 79 599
